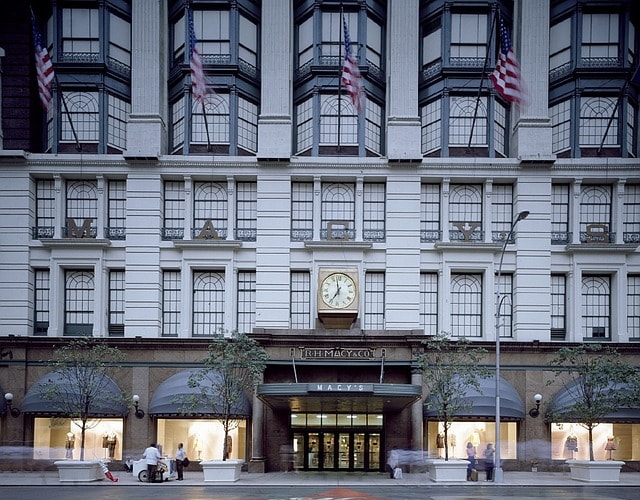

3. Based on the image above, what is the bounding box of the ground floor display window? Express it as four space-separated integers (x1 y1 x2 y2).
426 421 518 460
551 423 640 461
155 419 246 461
33 418 123 460
289 413 383 471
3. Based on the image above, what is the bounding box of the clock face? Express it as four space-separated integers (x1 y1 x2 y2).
321 272 357 309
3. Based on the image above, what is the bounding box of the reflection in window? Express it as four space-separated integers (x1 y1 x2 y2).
450 13 487 66
628 276 640 340
582 275 610 339
64 270 94 336
364 272 385 330
62 92 99 144
551 274 567 340
450 97 486 146
290 271 311 329
193 182 227 239
450 274 482 338
420 273 438 335
421 99 441 154
449 184 482 241
551 100 571 154
62 8 99 58
320 95 358 147
550 17 571 76
580 97 617 147
237 271 256 334
34 269 50 336
581 13 619 65
193 272 225 336
421 183 440 242
162 270 181 337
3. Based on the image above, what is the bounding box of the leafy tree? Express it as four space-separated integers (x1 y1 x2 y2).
546 344 640 461
416 332 489 460
40 338 127 460
181 331 268 461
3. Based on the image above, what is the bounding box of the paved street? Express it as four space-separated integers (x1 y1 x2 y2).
1 470 640 500
2 483 640 500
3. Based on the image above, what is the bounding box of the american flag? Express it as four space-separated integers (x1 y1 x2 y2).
188 11 207 103
490 18 524 104
341 17 365 113
31 12 55 109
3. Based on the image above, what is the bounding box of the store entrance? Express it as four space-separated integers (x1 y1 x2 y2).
292 431 382 471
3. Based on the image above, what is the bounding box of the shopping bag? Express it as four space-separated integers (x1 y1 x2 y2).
470 469 478 481
393 467 403 479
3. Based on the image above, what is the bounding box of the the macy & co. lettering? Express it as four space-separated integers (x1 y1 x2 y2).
308 383 373 393
300 347 374 359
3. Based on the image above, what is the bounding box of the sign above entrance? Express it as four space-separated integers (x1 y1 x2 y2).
308 383 374 393
297 347 380 359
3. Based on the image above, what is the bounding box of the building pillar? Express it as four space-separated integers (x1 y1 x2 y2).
387 0 421 160
257 0 292 159
511 0 554 161
411 368 423 451
125 0 166 157
249 382 266 473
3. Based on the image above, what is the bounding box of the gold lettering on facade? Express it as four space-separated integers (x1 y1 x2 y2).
65 218 94 238
196 219 220 239
327 221 350 240
585 224 609 243
452 222 481 241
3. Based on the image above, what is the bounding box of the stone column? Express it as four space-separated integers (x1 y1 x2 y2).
511 0 554 161
125 0 166 157
248 385 266 473
257 0 292 159
387 0 421 160
411 368 423 451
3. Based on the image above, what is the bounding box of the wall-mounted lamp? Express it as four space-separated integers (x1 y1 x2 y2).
529 393 543 418
4 392 21 418
132 394 145 419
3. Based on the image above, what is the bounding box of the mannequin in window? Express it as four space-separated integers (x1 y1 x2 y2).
436 433 445 458
107 432 117 458
65 432 75 459
565 434 578 459
604 435 616 460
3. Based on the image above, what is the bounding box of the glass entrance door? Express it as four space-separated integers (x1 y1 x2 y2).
294 431 381 471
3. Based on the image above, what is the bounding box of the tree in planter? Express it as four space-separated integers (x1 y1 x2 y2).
546 343 640 461
416 332 489 460
39 338 127 461
180 331 268 461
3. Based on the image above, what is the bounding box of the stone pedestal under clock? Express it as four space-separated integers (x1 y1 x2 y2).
317 269 359 329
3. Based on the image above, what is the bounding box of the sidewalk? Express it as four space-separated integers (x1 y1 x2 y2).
2 469 640 487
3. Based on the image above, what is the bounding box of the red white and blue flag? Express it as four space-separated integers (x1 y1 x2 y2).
31 12 55 109
188 11 207 103
490 18 525 104
341 17 365 113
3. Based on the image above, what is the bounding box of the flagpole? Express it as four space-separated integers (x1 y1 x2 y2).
201 101 211 152
55 76 82 152
338 8 344 154
468 9 498 150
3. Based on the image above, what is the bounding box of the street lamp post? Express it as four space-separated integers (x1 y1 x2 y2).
494 210 529 483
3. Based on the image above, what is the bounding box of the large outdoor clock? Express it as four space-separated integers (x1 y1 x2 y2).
317 269 359 329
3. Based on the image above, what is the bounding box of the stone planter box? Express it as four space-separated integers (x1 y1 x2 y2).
201 459 244 482
54 460 104 482
566 460 625 483
425 459 469 482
